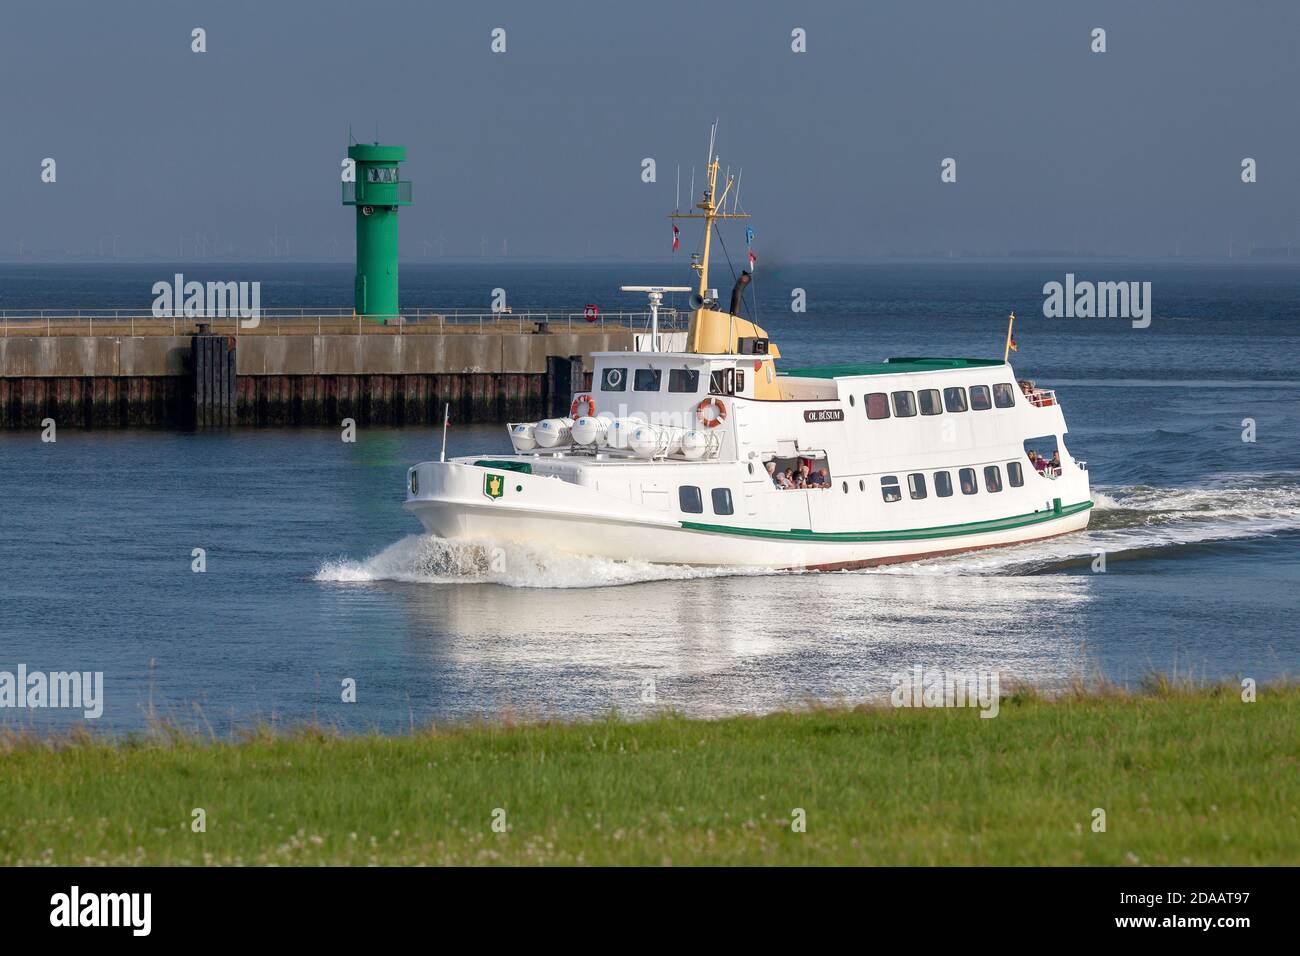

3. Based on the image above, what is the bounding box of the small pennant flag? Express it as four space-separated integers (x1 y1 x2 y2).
747 250 757 271
672 223 680 252
1009 336 1018 353
745 226 755 245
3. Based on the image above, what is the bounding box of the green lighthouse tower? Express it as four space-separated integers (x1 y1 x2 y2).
342 142 411 319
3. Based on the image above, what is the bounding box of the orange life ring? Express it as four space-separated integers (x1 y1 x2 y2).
696 397 727 428
570 393 596 418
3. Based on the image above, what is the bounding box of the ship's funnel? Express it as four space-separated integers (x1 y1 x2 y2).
729 270 752 317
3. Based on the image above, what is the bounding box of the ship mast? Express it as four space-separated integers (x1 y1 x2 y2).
671 124 749 301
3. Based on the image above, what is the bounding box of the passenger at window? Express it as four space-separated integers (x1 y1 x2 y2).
960 473 976 495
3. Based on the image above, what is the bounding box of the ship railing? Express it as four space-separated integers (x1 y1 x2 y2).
0 308 685 338
1026 388 1057 408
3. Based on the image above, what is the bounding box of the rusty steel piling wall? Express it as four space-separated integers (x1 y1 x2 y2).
0 332 626 429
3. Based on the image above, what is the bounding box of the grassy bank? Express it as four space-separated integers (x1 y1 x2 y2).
1 685 1296 865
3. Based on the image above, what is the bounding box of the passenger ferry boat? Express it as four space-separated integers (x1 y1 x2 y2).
404 143 1093 570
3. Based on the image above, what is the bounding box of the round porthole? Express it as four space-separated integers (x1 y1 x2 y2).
849 395 855 407
515 485 523 492
747 462 754 475
859 480 865 492
842 481 848 493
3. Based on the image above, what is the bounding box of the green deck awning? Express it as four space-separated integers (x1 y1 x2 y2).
782 357 1006 379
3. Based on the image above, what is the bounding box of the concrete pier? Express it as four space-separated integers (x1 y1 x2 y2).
0 330 630 428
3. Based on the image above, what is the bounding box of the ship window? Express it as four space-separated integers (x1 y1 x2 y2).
908 473 927 499
736 370 746 392
711 487 734 515
848 395 856 407
668 369 700 393
943 387 968 413
993 383 1016 408
959 468 977 495
892 391 917 417
709 368 735 395
934 471 953 497
866 393 891 420
1007 461 1024 487
970 385 992 410
984 465 1003 493
859 479 865 491
634 368 662 391
601 367 627 392
918 389 942 416
679 485 703 513
881 476 902 502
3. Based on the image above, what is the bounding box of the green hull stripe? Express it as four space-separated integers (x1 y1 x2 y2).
680 500 1094 543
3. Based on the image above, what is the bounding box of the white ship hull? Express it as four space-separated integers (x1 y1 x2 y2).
404 456 1092 571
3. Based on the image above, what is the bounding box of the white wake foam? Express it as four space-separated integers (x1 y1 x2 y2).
314 534 774 590
885 477 1300 575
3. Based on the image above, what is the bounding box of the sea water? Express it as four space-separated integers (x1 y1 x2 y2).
1 262 1297 732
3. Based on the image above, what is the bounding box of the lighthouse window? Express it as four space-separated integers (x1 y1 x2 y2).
881 476 902 502
970 385 992 411
601 367 627 392
711 488 734 515
959 468 977 495
908 473 927 499
668 369 700 393
865 393 891 420
918 389 942 416
678 486 704 513
1007 461 1024 487
634 368 662 391
934 471 953 497
943 387 968 413
984 465 1003 493
993 383 1016 408
892 391 917 417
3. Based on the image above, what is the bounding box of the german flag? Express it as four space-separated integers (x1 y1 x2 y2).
1009 336 1018 352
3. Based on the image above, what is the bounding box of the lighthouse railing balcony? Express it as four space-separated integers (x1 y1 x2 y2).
342 181 412 206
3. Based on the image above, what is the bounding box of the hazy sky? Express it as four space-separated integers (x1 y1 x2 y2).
3 0 1298 261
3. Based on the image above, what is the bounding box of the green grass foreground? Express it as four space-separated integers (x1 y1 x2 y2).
1 685 1296 865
